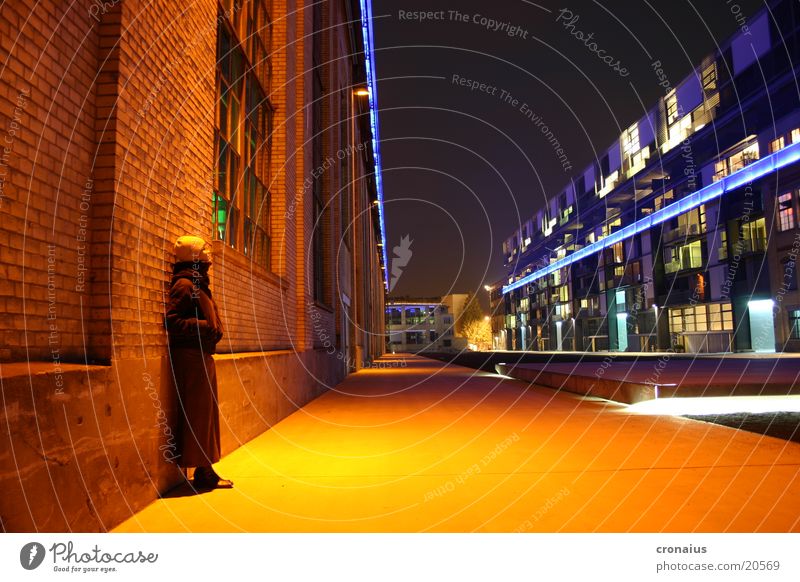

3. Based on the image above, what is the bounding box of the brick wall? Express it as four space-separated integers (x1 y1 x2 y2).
0 1 100 362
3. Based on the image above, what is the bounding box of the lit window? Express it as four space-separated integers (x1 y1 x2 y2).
769 136 785 154
214 2 274 269
666 93 679 126
654 190 674 210
701 63 717 92
778 192 795 232
789 309 800 340
718 229 728 261
621 123 640 157
792 129 800 144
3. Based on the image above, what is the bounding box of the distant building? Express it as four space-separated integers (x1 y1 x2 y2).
386 294 469 352
497 0 800 354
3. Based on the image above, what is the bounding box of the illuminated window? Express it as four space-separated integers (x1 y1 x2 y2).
621 123 640 157
769 136 785 154
718 229 728 261
670 303 732 334
666 93 679 125
664 240 703 274
654 190 674 211
677 205 706 237
713 142 759 182
789 309 800 340
792 128 800 144
701 63 717 92
708 303 733 331
778 192 795 231
742 217 767 252
612 241 624 263
214 1 274 269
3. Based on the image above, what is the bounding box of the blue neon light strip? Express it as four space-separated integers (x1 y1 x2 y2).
359 0 389 289
502 141 800 295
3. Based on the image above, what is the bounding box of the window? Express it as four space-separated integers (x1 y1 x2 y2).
792 129 800 144
666 93 679 125
778 192 795 231
701 63 717 92
713 142 760 182
654 190 674 211
789 309 800 340
670 303 732 333
769 136 785 154
214 2 274 269
621 123 640 157
741 217 767 253
404 307 428 325
708 303 734 331
664 240 703 273
718 229 728 261
405 332 425 345
311 1 325 302
387 308 402 325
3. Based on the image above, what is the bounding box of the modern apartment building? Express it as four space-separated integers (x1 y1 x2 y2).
0 0 386 531
496 0 800 354
386 294 469 352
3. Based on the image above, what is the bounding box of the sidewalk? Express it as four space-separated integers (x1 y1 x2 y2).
113 355 800 532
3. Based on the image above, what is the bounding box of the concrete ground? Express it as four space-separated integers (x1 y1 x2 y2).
113 355 800 533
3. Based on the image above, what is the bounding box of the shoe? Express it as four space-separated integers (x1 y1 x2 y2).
193 466 234 489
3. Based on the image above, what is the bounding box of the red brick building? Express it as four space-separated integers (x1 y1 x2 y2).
0 0 386 531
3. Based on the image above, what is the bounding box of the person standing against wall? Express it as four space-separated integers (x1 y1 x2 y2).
165 236 233 490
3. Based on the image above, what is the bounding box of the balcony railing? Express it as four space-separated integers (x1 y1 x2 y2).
662 222 704 243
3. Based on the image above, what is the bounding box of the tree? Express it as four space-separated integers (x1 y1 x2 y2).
457 293 484 335
463 318 492 351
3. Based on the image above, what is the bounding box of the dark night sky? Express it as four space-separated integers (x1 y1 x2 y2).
372 0 765 309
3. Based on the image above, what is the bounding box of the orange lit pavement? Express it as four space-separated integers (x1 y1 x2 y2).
113 355 800 532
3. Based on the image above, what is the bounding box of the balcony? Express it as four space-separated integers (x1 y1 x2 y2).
662 222 704 244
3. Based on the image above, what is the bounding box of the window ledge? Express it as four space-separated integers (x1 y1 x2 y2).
0 361 110 380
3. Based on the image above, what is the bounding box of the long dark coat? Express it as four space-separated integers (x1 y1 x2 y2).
165 263 224 467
